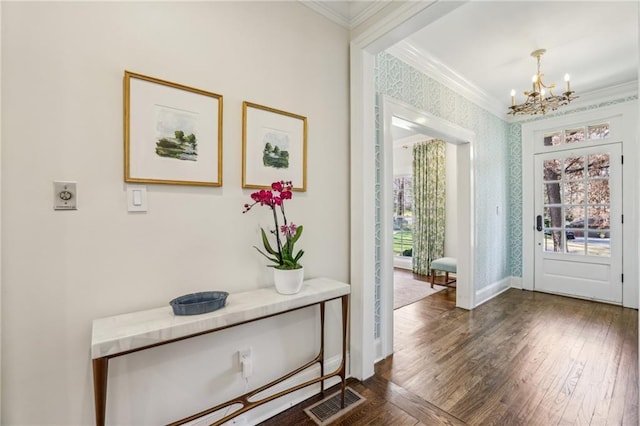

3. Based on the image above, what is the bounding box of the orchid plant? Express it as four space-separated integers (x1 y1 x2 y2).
243 181 304 270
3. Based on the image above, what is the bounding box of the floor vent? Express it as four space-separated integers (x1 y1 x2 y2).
304 387 365 425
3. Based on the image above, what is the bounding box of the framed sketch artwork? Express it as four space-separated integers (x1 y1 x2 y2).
242 101 307 191
124 71 223 186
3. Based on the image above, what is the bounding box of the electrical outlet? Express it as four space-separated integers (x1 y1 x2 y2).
238 347 252 364
53 181 77 210
238 347 253 379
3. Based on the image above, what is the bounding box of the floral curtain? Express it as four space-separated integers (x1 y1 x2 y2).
412 139 446 276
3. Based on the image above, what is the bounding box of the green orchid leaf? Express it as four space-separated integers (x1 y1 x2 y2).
260 228 279 256
282 259 296 268
253 246 280 265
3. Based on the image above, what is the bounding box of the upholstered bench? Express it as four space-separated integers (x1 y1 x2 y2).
430 257 457 288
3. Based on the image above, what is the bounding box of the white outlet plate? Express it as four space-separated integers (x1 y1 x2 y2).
238 347 252 364
53 181 77 210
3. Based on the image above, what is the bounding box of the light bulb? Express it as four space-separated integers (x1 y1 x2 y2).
564 73 571 92
510 89 516 106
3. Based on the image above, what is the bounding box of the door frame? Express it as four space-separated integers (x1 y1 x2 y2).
348 0 467 380
378 96 475 360
522 102 639 308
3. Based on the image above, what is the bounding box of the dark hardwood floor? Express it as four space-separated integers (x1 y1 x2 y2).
260 288 638 425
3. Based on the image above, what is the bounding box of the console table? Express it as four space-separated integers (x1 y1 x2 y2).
91 277 350 425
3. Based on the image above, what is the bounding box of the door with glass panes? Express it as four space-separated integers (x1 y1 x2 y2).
534 140 622 304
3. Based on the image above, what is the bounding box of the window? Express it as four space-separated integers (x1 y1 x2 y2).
543 122 610 147
542 152 611 257
393 176 413 257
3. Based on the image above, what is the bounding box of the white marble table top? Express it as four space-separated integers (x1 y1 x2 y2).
91 277 350 359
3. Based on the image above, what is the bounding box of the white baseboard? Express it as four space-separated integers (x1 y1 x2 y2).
393 257 412 270
510 276 523 289
474 276 512 307
188 353 348 426
374 337 383 362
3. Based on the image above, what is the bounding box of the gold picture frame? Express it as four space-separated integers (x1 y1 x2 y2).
242 101 307 191
124 71 223 186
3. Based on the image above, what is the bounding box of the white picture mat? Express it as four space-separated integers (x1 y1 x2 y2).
128 77 220 184
244 106 305 189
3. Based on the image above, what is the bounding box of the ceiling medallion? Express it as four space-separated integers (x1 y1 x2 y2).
508 49 578 116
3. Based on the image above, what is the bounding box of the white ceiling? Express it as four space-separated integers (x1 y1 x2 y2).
305 1 639 117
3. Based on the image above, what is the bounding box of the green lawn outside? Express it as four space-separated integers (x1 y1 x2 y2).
394 231 413 255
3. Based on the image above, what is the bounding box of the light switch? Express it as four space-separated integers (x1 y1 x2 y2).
54 181 77 210
127 186 147 212
132 190 142 206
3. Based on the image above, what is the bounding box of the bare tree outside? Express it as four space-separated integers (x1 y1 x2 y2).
543 152 610 254
393 177 414 256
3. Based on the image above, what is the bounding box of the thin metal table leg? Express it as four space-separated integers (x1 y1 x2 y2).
320 301 325 393
93 357 109 426
340 294 349 408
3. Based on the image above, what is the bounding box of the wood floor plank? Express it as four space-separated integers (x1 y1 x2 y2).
451 307 554 425
620 308 639 426
558 304 624 425
259 286 638 426
604 308 636 425
511 296 599 425
366 375 467 426
462 304 564 424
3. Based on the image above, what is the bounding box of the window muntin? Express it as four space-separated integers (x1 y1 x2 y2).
542 122 610 148
542 152 611 257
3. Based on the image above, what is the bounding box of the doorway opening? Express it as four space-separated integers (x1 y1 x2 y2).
390 120 457 309
377 95 475 360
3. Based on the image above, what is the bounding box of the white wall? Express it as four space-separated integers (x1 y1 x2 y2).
444 142 457 257
1 2 349 425
0 0 3 418
392 144 412 176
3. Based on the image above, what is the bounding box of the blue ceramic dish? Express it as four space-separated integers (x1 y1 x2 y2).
170 291 229 316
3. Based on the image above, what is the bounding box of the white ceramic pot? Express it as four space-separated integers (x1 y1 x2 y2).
273 267 304 295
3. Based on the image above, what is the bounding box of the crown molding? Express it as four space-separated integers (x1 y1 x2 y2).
301 1 391 30
302 1 351 28
350 2 391 29
386 39 506 119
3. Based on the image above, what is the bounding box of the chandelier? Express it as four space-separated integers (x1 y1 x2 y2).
508 49 578 116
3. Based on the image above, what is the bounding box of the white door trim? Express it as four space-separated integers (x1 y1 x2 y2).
379 96 476 360
348 1 467 380
522 102 638 308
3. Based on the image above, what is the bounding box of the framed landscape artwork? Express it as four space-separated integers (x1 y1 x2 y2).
242 101 307 191
124 71 223 186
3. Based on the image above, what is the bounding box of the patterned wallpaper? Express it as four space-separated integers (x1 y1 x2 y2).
374 52 519 329
508 123 523 277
